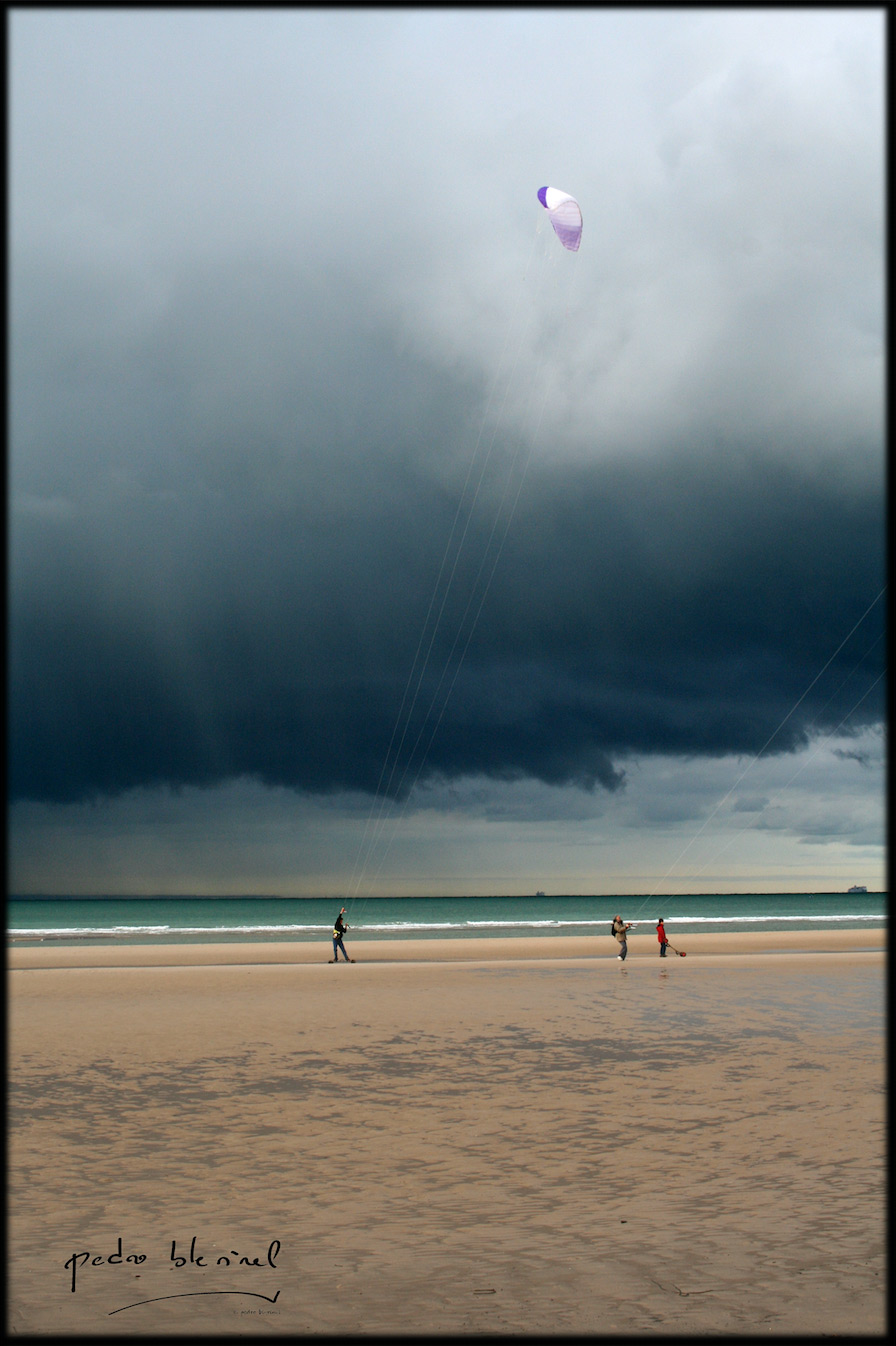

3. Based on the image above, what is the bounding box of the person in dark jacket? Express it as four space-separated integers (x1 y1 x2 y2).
330 907 353 963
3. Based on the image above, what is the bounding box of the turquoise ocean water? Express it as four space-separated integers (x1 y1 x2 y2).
7 891 886 948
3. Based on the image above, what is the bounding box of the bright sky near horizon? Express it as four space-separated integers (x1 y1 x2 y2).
9 8 885 897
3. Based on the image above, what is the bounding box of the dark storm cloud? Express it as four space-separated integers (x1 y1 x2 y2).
9 248 884 805
10 9 884 814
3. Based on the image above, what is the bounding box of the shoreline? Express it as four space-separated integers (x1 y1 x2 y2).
7 926 886 969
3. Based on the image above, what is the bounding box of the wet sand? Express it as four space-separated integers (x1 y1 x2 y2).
7 924 885 968
8 930 886 1335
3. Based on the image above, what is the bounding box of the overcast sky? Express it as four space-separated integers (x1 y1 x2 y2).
9 8 886 897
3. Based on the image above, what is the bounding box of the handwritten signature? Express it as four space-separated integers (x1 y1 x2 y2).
64 1235 281 1308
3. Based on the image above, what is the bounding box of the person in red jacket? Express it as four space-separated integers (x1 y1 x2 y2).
656 918 669 957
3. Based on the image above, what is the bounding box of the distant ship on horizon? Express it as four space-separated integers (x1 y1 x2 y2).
847 884 867 894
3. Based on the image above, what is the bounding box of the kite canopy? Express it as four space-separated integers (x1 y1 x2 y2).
537 186 582 252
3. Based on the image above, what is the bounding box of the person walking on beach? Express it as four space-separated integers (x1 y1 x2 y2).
613 914 633 961
330 907 353 963
656 918 669 957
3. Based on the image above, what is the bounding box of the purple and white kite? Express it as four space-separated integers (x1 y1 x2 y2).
537 186 582 252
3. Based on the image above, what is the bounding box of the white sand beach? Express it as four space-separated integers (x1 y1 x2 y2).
7 930 886 1335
